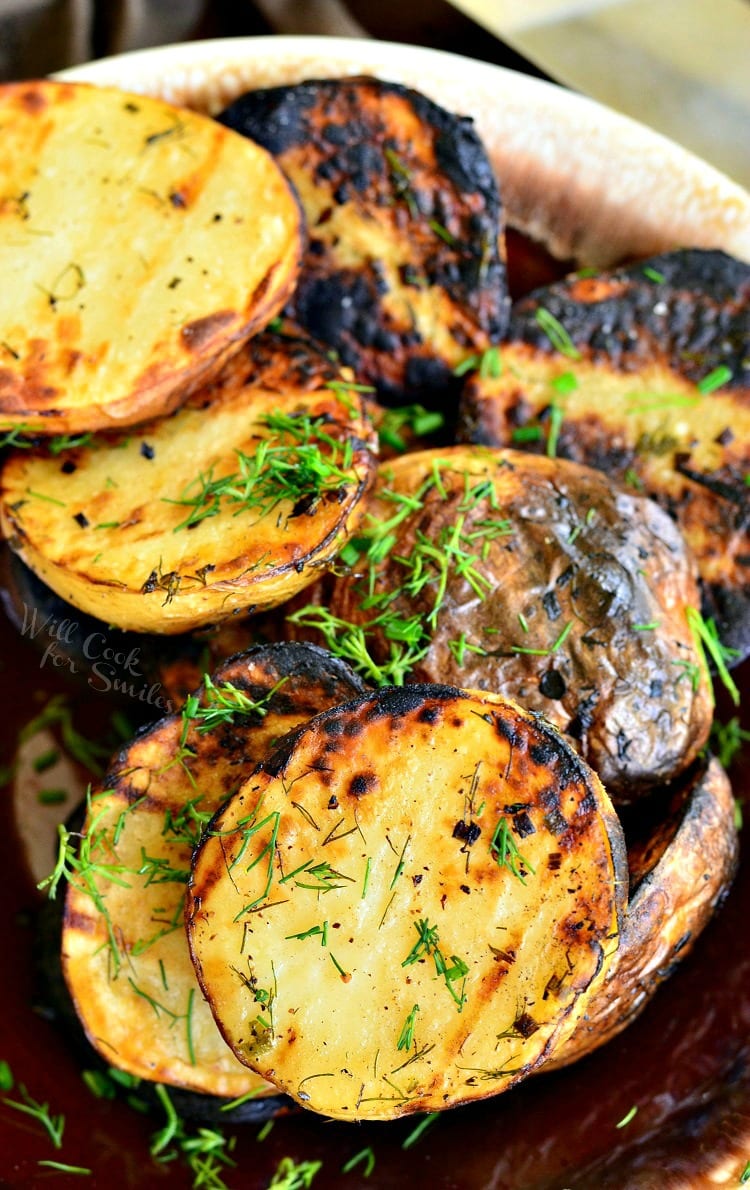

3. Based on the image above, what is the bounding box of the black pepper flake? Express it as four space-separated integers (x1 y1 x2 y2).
547 852 562 871
715 427 734 446
60 460 77 474
460 884 471 894
327 795 339 810
412 874 423 886
73 511 89 528
513 1012 540 1038
452 820 481 845
169 191 187 208
140 442 155 460
512 811 536 838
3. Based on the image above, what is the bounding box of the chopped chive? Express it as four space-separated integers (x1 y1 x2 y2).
697 364 733 394
550 370 578 395
33 748 59 773
511 425 543 444
341 1146 375 1176
535 307 581 360
402 1111 439 1149
37 789 68 805
615 1104 638 1128
642 266 665 283
38 1161 91 1175
27 488 66 507
551 621 573 652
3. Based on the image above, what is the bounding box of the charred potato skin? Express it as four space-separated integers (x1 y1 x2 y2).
549 755 739 1069
219 77 509 407
319 446 712 798
458 249 750 659
0 331 379 634
62 642 367 1101
187 684 627 1122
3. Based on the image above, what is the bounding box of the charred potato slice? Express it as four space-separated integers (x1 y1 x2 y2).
0 333 378 634
294 446 712 798
0 81 301 434
187 684 626 1122
458 248 750 659
219 77 509 406
61 642 367 1099
549 755 738 1068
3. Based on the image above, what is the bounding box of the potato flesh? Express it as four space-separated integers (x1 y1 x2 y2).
187 686 625 1121
1 361 377 633
460 350 750 598
62 644 366 1097
0 81 301 433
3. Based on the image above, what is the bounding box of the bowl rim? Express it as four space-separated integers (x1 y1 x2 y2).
57 33 750 268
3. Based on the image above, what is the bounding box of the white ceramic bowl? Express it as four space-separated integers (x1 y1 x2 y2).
60 34 750 270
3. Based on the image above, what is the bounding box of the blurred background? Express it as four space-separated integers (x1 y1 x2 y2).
1 0 749 188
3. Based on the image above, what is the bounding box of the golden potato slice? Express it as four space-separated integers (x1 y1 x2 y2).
289 446 712 798
548 754 738 1068
219 77 508 407
61 643 367 1099
0 334 377 633
458 248 750 660
186 685 626 1121
0 80 302 435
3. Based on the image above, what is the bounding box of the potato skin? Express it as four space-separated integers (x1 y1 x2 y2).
314 446 712 798
0 81 302 434
548 755 739 1068
458 248 750 660
0 332 378 634
219 76 508 408
187 684 626 1121
62 642 367 1100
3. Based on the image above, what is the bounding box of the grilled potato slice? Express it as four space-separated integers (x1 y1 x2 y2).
0 81 302 435
61 642 367 1099
292 446 712 798
549 754 738 1068
218 77 509 407
186 684 626 1122
0 333 378 634
458 248 750 659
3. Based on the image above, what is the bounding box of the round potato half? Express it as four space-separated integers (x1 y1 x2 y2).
62 643 367 1099
186 684 626 1121
549 754 739 1069
0 80 301 433
0 336 377 633
298 445 712 798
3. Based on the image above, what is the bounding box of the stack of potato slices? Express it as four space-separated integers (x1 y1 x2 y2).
0 75 742 1127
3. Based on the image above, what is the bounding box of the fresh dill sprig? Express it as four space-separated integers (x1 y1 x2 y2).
685 606 740 707
489 818 536 885
164 410 356 532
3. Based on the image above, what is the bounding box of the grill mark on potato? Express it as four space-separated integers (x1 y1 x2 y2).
218 76 508 406
458 248 750 658
61 643 365 1099
188 686 624 1120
